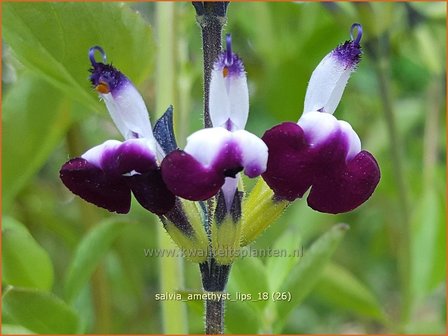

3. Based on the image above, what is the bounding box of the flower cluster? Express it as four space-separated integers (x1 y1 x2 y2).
60 24 380 264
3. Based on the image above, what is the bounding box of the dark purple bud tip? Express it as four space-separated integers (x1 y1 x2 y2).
332 23 363 69
215 34 245 78
261 122 381 214
88 46 127 94
60 158 131 214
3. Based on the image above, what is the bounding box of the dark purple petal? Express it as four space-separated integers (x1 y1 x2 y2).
101 140 157 176
161 150 225 201
262 122 380 213
127 169 176 215
262 122 314 201
307 150 380 214
60 158 131 214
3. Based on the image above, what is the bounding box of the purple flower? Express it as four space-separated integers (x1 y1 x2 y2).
262 24 380 214
161 35 268 209
60 46 175 215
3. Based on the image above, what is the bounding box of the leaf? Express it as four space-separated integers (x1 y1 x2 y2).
315 263 386 322
275 223 349 330
2 217 54 291
410 188 445 302
2 73 71 210
2 324 33 335
227 252 269 312
225 300 260 334
3 2 154 109
64 218 126 303
3 287 80 334
266 229 302 292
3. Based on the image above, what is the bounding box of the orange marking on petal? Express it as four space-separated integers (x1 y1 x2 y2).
96 81 110 94
223 67 229 78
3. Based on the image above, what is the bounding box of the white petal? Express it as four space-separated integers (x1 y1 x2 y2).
303 43 360 115
184 127 268 177
209 61 249 130
298 112 339 146
338 120 361 160
101 81 154 140
81 140 122 168
232 130 268 177
184 127 230 167
298 111 361 161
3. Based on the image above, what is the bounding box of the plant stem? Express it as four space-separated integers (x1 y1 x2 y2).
156 2 188 333
199 259 231 334
373 36 411 327
192 1 228 128
205 299 225 334
192 3 230 333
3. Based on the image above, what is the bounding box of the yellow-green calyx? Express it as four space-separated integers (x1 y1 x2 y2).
241 179 290 246
162 199 208 263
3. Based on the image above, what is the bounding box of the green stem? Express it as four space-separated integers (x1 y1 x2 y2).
374 39 411 327
66 124 112 333
155 2 188 334
423 76 442 187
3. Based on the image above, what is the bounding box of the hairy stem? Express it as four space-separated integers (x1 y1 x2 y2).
193 1 228 128
200 259 231 334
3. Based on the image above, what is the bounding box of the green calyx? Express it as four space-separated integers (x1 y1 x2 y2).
241 179 290 246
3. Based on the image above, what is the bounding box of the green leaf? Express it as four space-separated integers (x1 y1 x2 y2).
410 188 446 302
3 2 154 109
228 252 270 312
225 300 260 334
2 324 33 335
64 218 126 303
266 229 302 292
2 217 54 291
315 263 386 322
2 73 71 210
3 287 80 334
275 223 349 330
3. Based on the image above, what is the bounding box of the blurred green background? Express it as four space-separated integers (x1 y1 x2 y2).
2 2 446 334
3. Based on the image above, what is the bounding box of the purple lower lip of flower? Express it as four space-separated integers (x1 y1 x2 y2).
60 139 175 215
60 158 132 214
261 122 380 214
160 150 228 201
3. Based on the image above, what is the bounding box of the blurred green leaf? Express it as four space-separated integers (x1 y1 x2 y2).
275 223 349 330
2 324 33 335
266 229 301 292
410 188 446 302
3 2 154 109
228 252 270 312
2 217 54 291
2 73 71 210
3 287 80 334
64 218 126 303
226 299 260 334
315 263 386 322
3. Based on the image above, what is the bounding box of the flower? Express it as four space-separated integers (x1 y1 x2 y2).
161 35 268 209
261 24 380 214
60 46 175 215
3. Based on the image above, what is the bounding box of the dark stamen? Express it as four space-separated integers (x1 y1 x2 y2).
225 34 232 66
89 46 107 67
350 23 363 46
